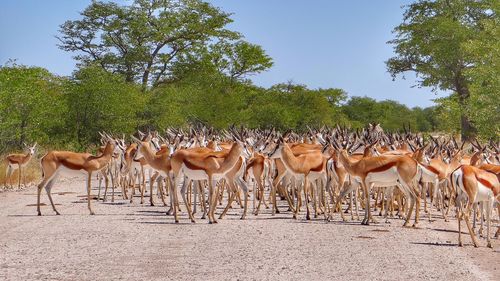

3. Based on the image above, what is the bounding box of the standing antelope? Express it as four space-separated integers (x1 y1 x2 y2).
4 143 37 188
169 137 244 224
335 143 419 226
36 137 121 216
268 137 328 220
451 164 499 248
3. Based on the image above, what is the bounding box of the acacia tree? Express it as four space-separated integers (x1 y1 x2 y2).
57 0 245 88
386 0 494 140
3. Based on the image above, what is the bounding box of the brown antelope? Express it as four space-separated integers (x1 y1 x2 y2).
36 137 121 216
245 152 271 215
4 143 37 188
451 164 499 248
328 140 377 222
268 137 328 220
264 140 327 217
422 148 463 221
169 136 244 223
334 141 419 226
131 137 173 207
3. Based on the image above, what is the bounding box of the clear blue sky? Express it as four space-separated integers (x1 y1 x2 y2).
0 0 447 107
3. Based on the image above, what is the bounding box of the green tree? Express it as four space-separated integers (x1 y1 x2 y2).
207 40 274 81
57 0 240 88
375 100 416 132
464 0 500 139
66 65 145 147
387 0 494 140
412 106 433 132
433 95 461 134
0 65 67 152
341 96 378 128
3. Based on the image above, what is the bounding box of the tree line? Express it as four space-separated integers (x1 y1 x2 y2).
0 0 497 152
0 63 459 153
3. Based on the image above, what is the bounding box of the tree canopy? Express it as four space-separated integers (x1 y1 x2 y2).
386 0 497 140
57 0 272 88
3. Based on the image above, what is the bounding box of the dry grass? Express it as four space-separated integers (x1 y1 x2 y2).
0 156 41 191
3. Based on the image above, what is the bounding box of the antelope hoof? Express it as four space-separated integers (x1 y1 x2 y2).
55 211 61 215
412 223 419 228
191 219 196 223
175 219 179 223
90 212 95 215
458 241 463 247
37 212 41 216
487 242 492 248
150 203 155 207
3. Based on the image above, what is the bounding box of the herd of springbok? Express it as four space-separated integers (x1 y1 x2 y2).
3 124 500 248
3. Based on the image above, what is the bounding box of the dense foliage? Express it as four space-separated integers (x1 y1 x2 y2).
0 63 459 153
1 0 497 152
387 0 498 140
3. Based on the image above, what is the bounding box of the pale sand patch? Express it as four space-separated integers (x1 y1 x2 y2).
0 176 498 280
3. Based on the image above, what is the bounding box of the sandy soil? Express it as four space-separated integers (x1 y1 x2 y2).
0 176 498 281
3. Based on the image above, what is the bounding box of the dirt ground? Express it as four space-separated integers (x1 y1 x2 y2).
0 176 498 281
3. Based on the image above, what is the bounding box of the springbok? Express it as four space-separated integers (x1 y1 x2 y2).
451 164 499 248
36 136 121 216
4 143 37 188
169 136 244 223
333 141 420 226
267 137 328 220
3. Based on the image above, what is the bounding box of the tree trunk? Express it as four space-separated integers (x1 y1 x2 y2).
456 84 476 142
459 114 475 142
